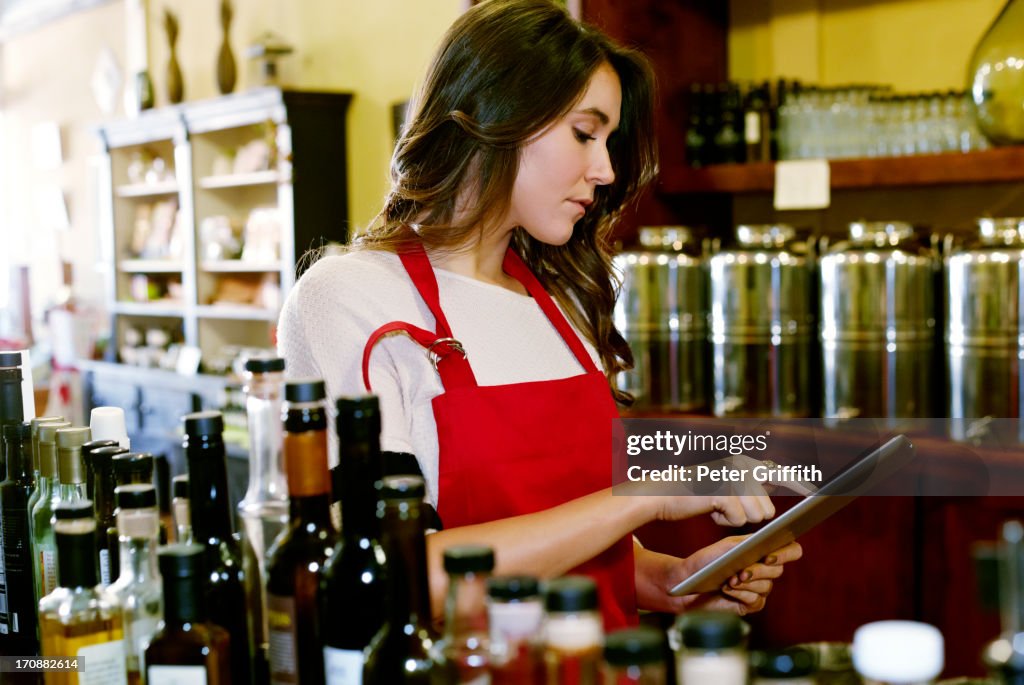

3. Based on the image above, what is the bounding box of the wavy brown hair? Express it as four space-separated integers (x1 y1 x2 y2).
355 0 658 404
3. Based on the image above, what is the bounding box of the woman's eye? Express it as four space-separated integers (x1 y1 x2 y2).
574 129 596 143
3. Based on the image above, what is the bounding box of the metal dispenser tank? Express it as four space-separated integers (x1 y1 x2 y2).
709 224 814 417
947 217 1023 441
820 221 937 420
614 226 707 411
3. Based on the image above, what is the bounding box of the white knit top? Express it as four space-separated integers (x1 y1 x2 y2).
276 249 603 507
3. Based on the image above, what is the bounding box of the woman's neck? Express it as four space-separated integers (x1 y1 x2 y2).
426 228 527 295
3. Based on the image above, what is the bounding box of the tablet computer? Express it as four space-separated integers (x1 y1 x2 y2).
668 434 916 597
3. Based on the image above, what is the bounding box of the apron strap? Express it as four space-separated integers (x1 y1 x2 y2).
362 320 476 393
502 248 601 375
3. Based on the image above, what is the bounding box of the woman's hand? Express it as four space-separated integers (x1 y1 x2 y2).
634 537 803 616
650 491 776 527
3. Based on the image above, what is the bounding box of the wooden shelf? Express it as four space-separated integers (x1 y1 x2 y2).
659 146 1024 195
112 302 184 317
196 304 278 321
201 260 280 273
119 259 183 273
115 181 179 198
198 170 280 189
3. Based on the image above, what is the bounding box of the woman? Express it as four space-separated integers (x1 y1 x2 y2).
278 0 801 628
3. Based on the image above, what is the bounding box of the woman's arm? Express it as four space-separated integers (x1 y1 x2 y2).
425 489 776 619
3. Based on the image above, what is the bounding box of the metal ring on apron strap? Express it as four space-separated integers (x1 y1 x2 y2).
427 337 467 372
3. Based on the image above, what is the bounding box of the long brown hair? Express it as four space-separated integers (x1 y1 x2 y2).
356 0 658 403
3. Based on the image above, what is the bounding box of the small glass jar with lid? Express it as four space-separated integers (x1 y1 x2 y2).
603 625 668 684
671 611 749 685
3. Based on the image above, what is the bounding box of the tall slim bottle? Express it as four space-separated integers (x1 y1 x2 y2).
89 445 129 586
0 422 40 655
81 439 119 502
31 421 71 605
108 452 155 582
265 379 338 685
54 427 91 508
38 500 127 685
377 475 440 684
320 396 389 685
145 544 231 685
184 411 255 685
238 356 289 671
108 484 163 685
26 417 65 540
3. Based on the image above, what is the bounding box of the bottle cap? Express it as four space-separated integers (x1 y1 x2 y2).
380 474 425 499
545 576 598 613
158 543 205 579
173 474 189 498
56 426 91 450
38 421 71 446
116 483 157 509
182 411 224 437
54 499 95 520
244 356 285 373
88 445 129 470
112 452 154 480
336 395 380 429
677 611 746 649
852 621 944 682
89 407 130 448
82 439 120 465
443 545 495 575
0 351 22 367
285 379 326 403
751 647 817 677
604 626 665 666
487 575 540 601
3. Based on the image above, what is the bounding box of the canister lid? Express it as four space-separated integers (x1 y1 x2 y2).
736 224 796 248
545 576 598 613
487 575 540 601
978 217 1024 246
852 620 943 682
638 226 696 250
443 545 495 575
849 221 915 246
244 356 285 373
285 379 326 403
604 626 665 666
676 611 747 649
182 411 223 437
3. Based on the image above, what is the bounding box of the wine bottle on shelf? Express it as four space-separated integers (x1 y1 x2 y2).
434 545 495 683
171 474 192 543
376 475 441 684
26 417 65 539
108 452 155 582
145 544 231 685
184 411 256 685
0 422 40 656
31 421 71 606
38 499 127 685
320 396 389 685
89 445 129 586
108 484 163 685
265 379 338 685
238 356 289 673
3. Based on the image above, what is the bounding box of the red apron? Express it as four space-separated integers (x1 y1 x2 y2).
360 242 637 629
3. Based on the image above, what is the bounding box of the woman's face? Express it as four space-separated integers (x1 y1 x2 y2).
506 62 621 246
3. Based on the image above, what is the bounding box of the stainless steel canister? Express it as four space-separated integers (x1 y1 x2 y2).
614 226 707 411
709 224 814 417
820 221 937 420
947 218 1023 442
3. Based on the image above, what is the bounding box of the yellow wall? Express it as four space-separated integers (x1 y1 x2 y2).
729 0 1006 91
0 0 461 313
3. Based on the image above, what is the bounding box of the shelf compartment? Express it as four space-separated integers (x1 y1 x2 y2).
201 260 281 273
112 302 185 317
119 259 184 273
115 181 180 198
659 146 1024 195
196 304 279 321
198 170 282 189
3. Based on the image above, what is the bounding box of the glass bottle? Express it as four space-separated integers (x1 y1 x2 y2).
672 611 748 685
38 500 127 685
376 475 440 684
108 453 155 583
542 576 603 685
851 620 943 685
320 395 389 685
263 379 337 685
26 417 66 535
488 575 544 685
0 422 40 655
145 544 231 685
31 421 71 606
183 410 255 685
238 356 289 671
603 626 668 685
81 439 119 502
171 474 191 543
968 0 1024 145
435 545 495 683
54 427 91 508
108 484 163 685
89 445 129 586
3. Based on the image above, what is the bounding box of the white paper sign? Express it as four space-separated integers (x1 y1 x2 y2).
774 159 831 210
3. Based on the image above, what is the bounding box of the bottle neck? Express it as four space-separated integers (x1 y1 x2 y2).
57 529 98 588
94 466 117 528
163 575 206 625
242 379 287 506
289 493 333 528
186 435 234 543
444 572 490 642
3 433 31 482
0 369 25 426
117 535 160 585
382 499 433 631
58 483 85 503
339 445 381 540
